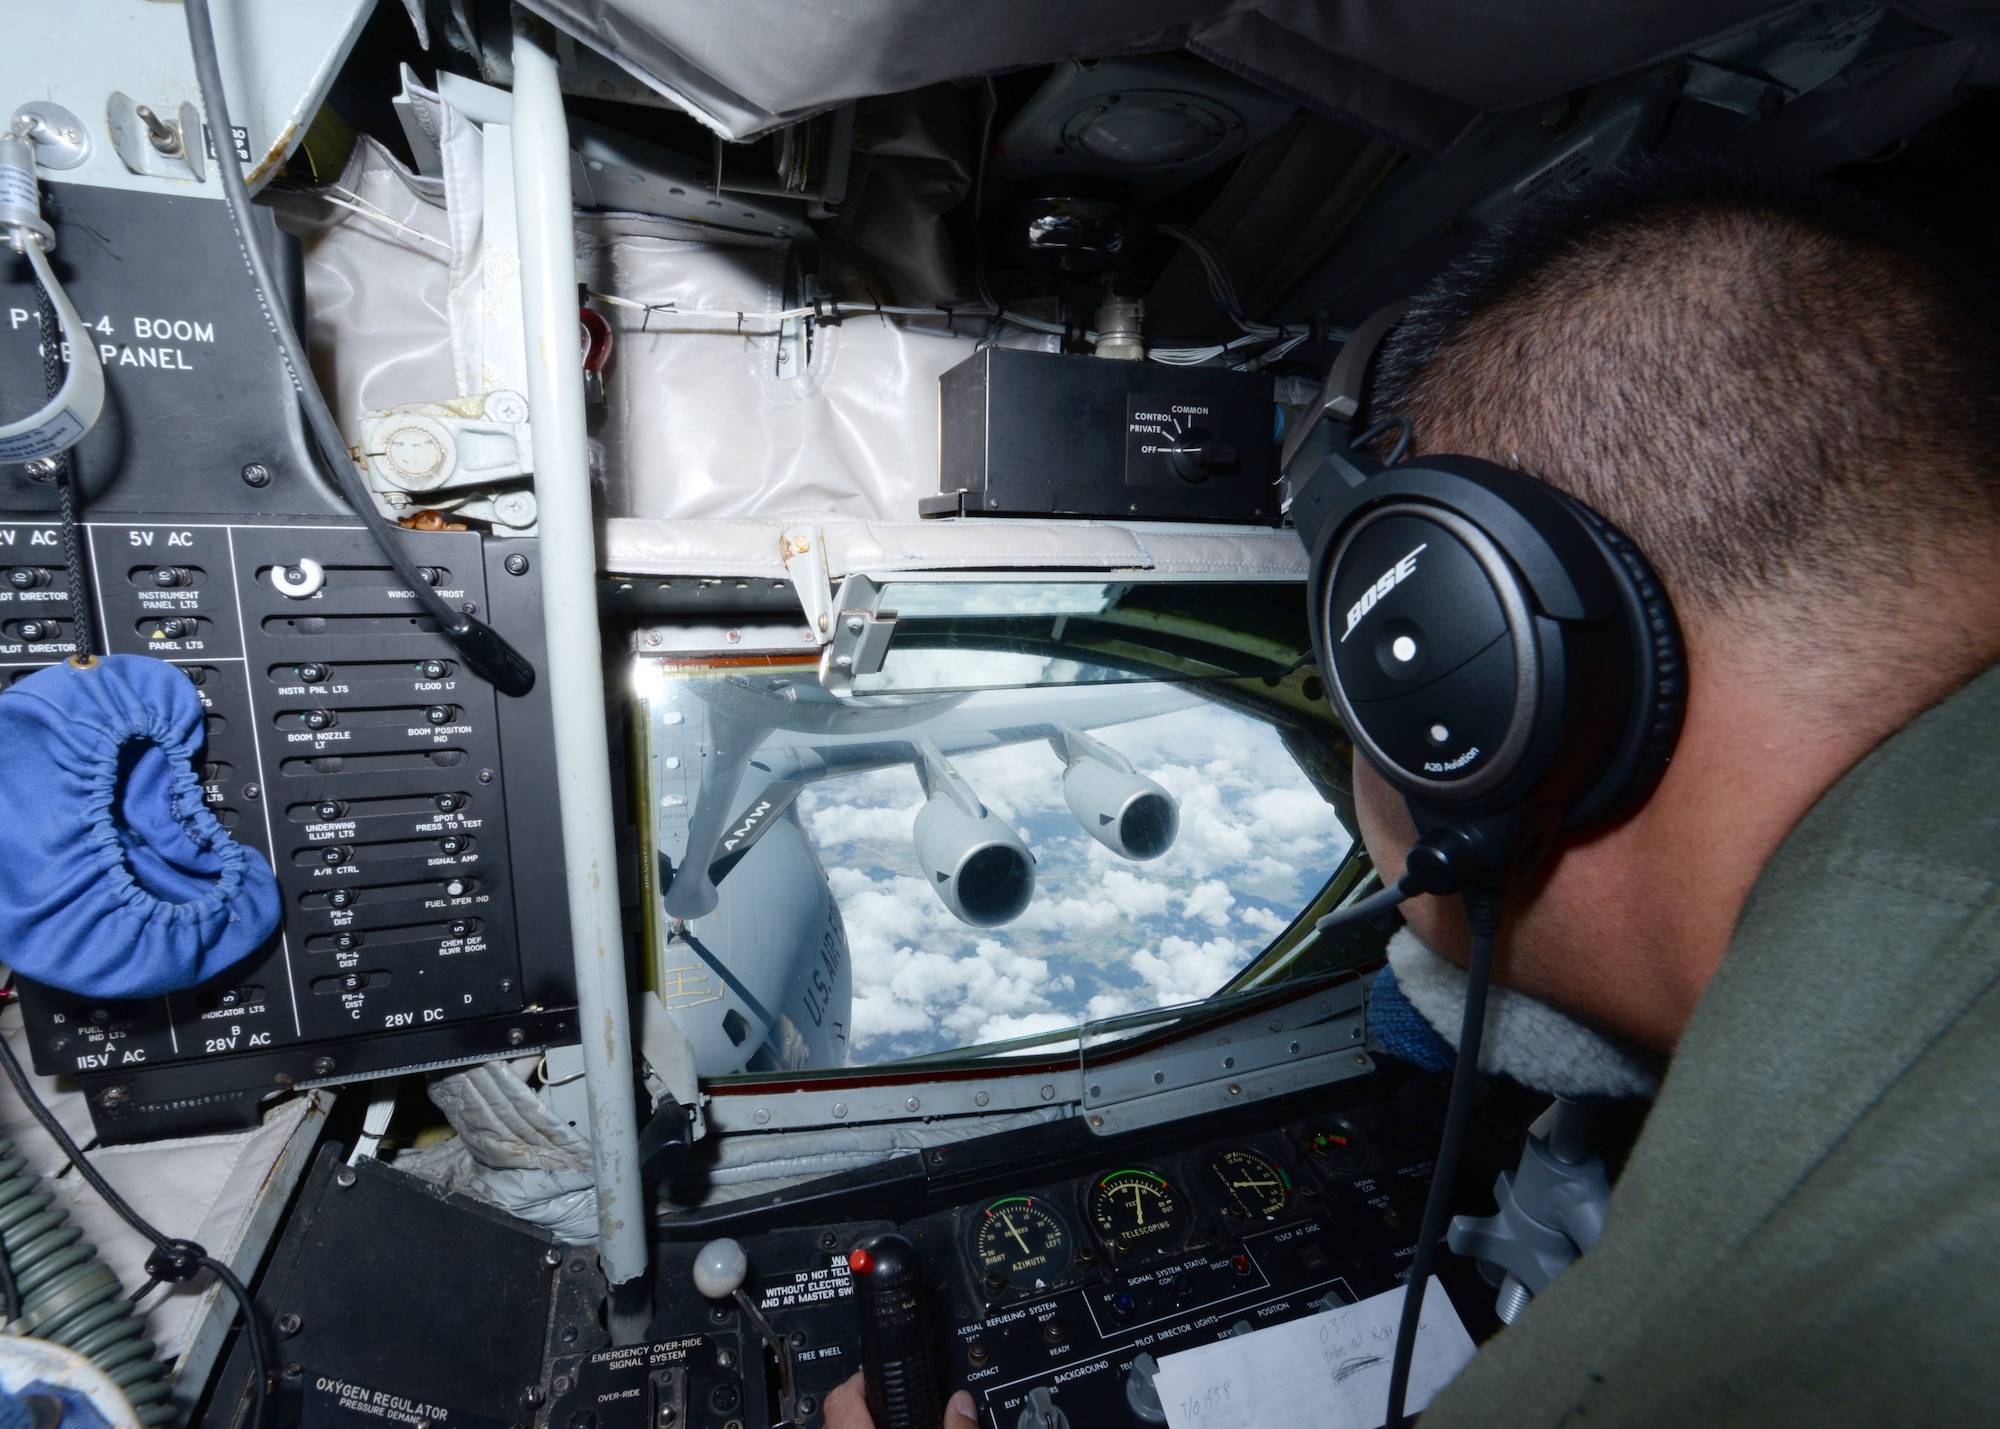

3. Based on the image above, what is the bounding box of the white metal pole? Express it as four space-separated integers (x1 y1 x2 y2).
509 7 648 1298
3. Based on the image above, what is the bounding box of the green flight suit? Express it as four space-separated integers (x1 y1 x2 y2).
1422 659 2000 1427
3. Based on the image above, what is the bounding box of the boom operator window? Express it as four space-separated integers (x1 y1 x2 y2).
635 577 1367 1076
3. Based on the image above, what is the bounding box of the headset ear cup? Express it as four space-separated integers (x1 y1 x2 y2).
1566 502 1687 825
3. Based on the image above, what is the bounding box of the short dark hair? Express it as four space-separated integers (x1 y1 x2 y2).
1367 154 2000 650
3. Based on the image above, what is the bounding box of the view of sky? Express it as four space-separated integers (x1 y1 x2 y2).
793 694 1354 1063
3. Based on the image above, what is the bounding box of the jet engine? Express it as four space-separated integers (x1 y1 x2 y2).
908 737 1036 926
912 792 1037 927
1056 726 1180 860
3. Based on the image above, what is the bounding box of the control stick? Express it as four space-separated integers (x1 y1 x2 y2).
847 1234 943 1429
695 1238 801 1422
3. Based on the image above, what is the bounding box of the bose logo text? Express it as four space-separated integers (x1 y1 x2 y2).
1341 544 1427 641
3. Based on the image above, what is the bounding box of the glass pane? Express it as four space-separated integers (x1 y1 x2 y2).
636 581 1352 1075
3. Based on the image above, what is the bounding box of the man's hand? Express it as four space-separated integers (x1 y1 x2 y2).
822 1371 978 1428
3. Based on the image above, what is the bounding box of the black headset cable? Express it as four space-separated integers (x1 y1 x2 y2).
1385 884 1503 1429
180 0 535 699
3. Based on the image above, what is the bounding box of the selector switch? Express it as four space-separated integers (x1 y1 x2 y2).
271 558 326 599
151 566 191 588
425 704 453 725
1016 1388 1069 1429
314 800 346 819
321 846 350 866
302 710 335 731
434 793 465 813
420 659 451 680
328 888 356 908
297 663 330 684
6 568 50 589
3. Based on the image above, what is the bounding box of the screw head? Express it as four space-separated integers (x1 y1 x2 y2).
508 1027 526 1047
283 1362 302 1379
276 1312 302 1337
314 1056 339 1078
241 784 260 801
543 1247 563 1267
478 768 495 784
23 457 59 481
461 601 477 616
48 1038 66 1053
99 1084 129 1108
504 553 530 576
333 1165 356 1187
241 463 272 488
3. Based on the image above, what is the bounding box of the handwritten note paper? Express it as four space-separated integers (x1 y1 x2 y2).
1153 1278 1477 1429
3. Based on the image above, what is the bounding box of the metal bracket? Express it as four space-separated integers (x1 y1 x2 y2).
781 526 833 645
11 104 90 170
817 574 899 695
359 391 538 532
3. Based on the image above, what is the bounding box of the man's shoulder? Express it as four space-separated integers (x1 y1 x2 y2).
1421 661 2000 1429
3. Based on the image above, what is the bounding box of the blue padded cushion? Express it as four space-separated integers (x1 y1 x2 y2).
1369 962 1457 1073
0 655 281 998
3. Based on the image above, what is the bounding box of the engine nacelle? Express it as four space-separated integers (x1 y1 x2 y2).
912 792 1036 927
1063 756 1179 860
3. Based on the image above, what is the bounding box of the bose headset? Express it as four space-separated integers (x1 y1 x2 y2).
1289 301 1687 1427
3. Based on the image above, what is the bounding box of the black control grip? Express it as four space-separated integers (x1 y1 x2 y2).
849 1233 941 1429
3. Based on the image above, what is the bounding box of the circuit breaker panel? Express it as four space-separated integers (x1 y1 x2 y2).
0 181 576 1142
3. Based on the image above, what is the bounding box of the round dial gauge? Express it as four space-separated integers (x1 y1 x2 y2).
1200 1148 1293 1223
1302 1116 1371 1174
971 1197 1073 1292
1088 1168 1191 1260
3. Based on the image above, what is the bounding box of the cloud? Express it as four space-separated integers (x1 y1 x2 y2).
1131 934 1250 1006
808 799 922 846
1181 879 1236 928
1237 904 1291 937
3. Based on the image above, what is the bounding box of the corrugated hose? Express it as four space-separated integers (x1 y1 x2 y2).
0 1137 176 1423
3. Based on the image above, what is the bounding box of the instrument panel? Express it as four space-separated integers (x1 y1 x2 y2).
594 1078 1500 1429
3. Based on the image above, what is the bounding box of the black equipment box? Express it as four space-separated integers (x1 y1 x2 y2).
924 349 1279 523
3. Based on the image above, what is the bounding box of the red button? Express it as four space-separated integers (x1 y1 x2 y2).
1232 1254 1251 1275
848 1248 875 1276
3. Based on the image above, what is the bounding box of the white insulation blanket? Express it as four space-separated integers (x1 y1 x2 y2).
279 121 1306 582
